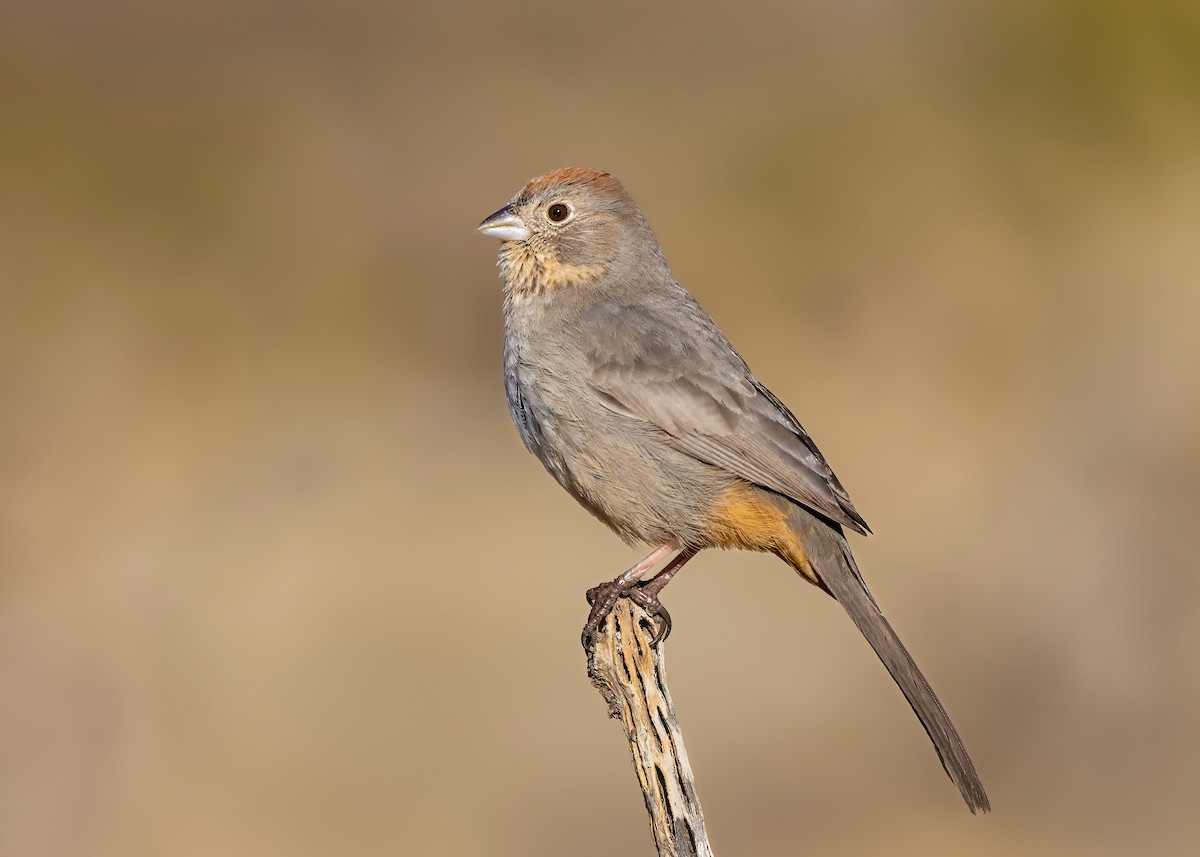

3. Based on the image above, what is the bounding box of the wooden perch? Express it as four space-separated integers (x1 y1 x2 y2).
586 598 714 857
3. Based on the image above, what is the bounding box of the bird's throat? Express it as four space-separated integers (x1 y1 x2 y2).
498 241 608 300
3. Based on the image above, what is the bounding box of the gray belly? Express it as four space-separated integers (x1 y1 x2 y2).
507 364 735 547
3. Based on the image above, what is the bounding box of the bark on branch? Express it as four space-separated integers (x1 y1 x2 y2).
586 598 714 857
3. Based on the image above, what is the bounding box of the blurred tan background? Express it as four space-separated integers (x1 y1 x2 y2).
2 1 1199 855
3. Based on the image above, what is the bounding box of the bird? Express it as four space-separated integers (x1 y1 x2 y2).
477 167 989 814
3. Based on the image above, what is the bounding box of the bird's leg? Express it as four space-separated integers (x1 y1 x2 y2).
582 544 675 649
627 548 698 645
583 546 700 648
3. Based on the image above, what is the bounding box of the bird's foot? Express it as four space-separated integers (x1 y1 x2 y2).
582 578 672 650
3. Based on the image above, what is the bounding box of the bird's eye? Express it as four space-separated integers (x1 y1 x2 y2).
546 203 570 222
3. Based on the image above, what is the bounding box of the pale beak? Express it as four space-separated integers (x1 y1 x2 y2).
477 205 530 242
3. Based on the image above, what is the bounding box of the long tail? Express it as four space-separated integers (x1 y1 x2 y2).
784 506 991 813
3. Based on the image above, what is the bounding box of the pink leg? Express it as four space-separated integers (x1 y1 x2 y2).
610 544 675 588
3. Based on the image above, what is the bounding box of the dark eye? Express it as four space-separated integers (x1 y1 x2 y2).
546 203 570 222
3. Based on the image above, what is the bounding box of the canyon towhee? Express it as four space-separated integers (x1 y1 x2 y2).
478 167 989 813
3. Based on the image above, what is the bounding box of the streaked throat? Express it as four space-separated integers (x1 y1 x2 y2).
499 241 609 300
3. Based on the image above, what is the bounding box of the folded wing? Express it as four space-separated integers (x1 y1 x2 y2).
583 298 870 535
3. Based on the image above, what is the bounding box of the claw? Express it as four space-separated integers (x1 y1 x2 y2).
582 581 623 649
629 586 672 645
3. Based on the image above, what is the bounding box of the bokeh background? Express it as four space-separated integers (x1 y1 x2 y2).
3 1 1199 855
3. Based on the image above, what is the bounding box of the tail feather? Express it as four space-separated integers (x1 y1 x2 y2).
786 508 991 813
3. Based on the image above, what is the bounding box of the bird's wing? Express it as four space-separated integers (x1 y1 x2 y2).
582 298 870 535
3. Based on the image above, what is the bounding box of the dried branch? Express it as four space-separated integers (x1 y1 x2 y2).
586 598 714 857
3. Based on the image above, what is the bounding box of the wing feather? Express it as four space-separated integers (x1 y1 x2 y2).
583 298 870 535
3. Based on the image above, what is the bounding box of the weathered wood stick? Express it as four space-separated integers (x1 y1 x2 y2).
586 599 714 857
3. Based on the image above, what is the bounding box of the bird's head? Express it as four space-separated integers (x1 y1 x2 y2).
477 167 662 298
